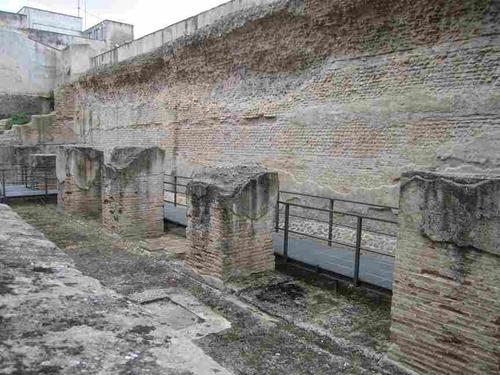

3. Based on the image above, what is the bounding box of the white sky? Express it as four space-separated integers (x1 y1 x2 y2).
0 0 230 37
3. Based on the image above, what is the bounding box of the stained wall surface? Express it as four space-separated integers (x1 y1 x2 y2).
56 146 104 217
59 0 500 206
0 28 57 118
390 171 500 375
102 147 165 239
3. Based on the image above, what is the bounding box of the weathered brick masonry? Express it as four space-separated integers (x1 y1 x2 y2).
56 146 104 217
56 0 500 207
186 165 278 280
102 147 165 239
390 171 500 375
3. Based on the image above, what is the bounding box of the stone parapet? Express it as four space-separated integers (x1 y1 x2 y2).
56 146 104 217
390 171 500 375
186 165 278 280
102 147 165 239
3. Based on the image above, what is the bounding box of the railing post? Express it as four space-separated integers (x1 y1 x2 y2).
275 191 280 232
353 216 363 287
173 175 177 207
44 169 48 196
1 170 5 201
328 199 334 246
283 202 290 263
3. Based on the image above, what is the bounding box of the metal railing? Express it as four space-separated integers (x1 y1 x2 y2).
276 199 398 288
164 174 193 207
276 190 399 242
163 173 399 291
0 164 58 203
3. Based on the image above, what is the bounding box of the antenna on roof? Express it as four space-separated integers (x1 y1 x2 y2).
77 0 80 17
84 0 86 29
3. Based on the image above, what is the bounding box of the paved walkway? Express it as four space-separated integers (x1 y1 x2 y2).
2 184 57 198
164 203 394 290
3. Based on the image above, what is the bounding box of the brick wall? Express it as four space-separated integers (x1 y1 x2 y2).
57 0 500 207
390 171 500 375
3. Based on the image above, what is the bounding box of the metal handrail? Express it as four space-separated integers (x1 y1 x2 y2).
280 189 399 210
278 200 399 224
164 174 193 207
278 199 397 289
0 166 57 203
282 212 398 238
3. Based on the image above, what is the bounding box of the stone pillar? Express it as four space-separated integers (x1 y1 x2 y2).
390 171 500 375
56 146 104 217
102 147 165 239
186 165 278 280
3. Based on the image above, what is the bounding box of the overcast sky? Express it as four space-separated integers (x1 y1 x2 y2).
0 0 229 37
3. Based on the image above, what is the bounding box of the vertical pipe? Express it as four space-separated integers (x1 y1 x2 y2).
283 203 290 263
353 216 363 286
173 176 177 207
275 192 280 232
328 199 334 246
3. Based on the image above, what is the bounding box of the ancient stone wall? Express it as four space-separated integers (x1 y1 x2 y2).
186 165 278 280
102 147 165 239
390 171 500 375
56 146 104 217
58 0 500 207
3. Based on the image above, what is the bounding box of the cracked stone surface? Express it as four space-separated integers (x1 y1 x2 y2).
8 202 410 375
0 204 231 375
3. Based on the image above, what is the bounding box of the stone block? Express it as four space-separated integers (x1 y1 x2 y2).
102 146 165 239
185 165 278 281
57 146 104 217
389 171 500 375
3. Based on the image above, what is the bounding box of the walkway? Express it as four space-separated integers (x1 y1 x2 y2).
164 203 394 291
1 184 58 198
